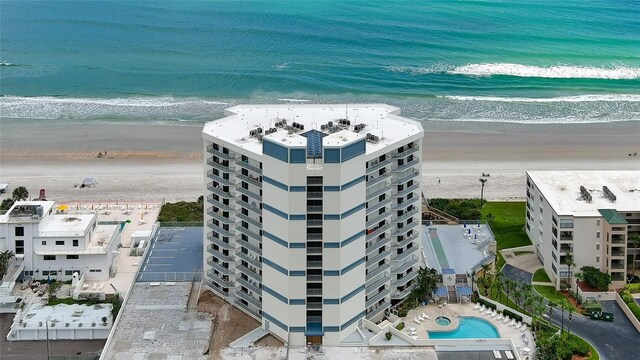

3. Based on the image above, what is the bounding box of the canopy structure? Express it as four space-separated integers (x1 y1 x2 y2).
432 283 449 303
455 284 473 303
81 177 98 188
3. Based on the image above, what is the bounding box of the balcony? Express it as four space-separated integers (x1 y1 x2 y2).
366 275 389 295
366 158 391 174
237 225 261 242
366 198 391 215
366 186 389 202
559 233 573 241
392 246 418 263
307 302 322 310
207 261 232 276
207 222 234 238
391 221 418 237
367 263 390 279
237 173 262 188
237 200 262 215
610 248 626 257
207 247 233 262
366 250 390 268
366 172 392 188
307 219 323 227
238 262 262 282
207 195 233 212
392 255 418 274
235 299 262 319
307 205 323 213
611 272 625 281
392 233 418 248
306 288 323 296
366 237 389 256
237 276 261 294
307 192 323 199
392 271 416 288
392 170 419 185
307 274 322 282
366 211 389 229
366 271 389 289
392 184 420 198
236 237 261 256
390 286 412 300
236 159 262 175
306 233 323 240
307 247 323 254
207 183 231 198
366 288 390 308
237 251 262 269
207 233 235 250
366 301 390 319
236 290 262 309
559 244 573 253
237 187 262 202
611 235 626 245
237 212 262 228
392 146 419 158
207 158 235 173
392 208 419 224
207 145 235 160
208 209 235 224
307 261 323 268
207 170 234 187
206 274 233 288
392 159 419 173
611 262 625 270
366 223 391 241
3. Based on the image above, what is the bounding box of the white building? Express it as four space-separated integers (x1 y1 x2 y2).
0 201 123 283
202 104 424 346
525 171 640 290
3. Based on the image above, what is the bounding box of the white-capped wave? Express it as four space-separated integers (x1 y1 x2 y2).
447 63 640 79
441 94 640 102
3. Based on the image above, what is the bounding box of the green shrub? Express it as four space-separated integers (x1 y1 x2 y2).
158 199 204 222
626 283 640 293
385 331 392 340
477 298 497 310
398 308 408 317
503 309 522 322
428 198 481 220
395 322 405 331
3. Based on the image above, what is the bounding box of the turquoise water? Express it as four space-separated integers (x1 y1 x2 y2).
436 316 452 326
428 317 500 339
1 0 639 124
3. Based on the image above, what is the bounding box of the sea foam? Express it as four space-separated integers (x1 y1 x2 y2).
447 63 640 79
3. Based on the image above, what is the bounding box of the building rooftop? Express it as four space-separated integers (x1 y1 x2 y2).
202 104 423 155
16 303 112 330
598 209 628 224
39 214 94 237
1 201 55 222
527 171 640 217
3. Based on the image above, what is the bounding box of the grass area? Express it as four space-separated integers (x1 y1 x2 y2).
481 202 531 249
533 268 552 282
566 333 600 360
534 285 578 311
496 252 506 270
620 286 640 321
514 251 534 256
158 197 203 222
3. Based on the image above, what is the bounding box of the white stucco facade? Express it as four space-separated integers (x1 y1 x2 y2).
0 201 123 282
202 104 424 346
525 171 640 290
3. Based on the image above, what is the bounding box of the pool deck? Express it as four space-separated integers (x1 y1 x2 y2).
402 302 532 351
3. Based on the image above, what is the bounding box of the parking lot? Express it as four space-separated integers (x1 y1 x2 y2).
137 226 203 282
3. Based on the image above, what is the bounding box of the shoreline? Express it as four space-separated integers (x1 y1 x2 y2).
1 119 638 203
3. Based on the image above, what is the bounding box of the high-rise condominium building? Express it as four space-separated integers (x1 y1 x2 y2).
202 104 423 346
525 171 640 290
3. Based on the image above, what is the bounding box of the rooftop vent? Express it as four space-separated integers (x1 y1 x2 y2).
580 186 592 202
366 133 380 143
353 124 366 133
603 186 617 202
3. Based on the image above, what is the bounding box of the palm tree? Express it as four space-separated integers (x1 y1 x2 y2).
0 250 15 279
411 267 439 303
0 198 14 211
479 178 488 208
629 233 640 277
12 186 29 201
567 304 575 337
504 279 516 303
547 302 556 326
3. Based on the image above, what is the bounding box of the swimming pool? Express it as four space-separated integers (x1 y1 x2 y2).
428 317 499 339
435 316 451 326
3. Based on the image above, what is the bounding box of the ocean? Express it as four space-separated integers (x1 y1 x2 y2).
1 0 639 125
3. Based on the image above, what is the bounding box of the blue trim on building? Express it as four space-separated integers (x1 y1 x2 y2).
263 312 288 331
290 243 306 249
290 270 306 276
341 140 365 162
341 203 365 219
341 285 365 303
290 327 306 332
263 231 288 248
341 257 365 275
341 176 365 190
290 148 306 163
323 299 339 305
324 148 341 163
324 214 340 220
324 326 340 332
263 140 289 163
263 176 289 191
323 185 340 191
263 285 288 304
341 311 366 331
323 242 340 248
290 186 306 192
263 258 288 276
289 299 306 305
264 204 288 220
341 231 365 247
323 270 339 276
289 214 306 220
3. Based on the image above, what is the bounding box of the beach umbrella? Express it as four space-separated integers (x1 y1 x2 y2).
57 204 69 212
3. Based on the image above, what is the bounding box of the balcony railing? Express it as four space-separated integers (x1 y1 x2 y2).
307 274 322 282
206 274 233 288
307 192 323 199
237 225 261 241
235 298 262 319
307 247 323 254
207 233 235 250
366 158 391 174
392 159 419 173
237 251 262 269
392 184 419 198
390 286 412 300
306 219 323 227
208 209 235 224
391 233 418 248
392 170 419 185
392 245 418 263
306 205 323 213
237 200 262 215
366 275 389 295
306 288 323 296
236 159 262 175
307 302 323 310
207 158 235 173
391 221 418 237
366 198 391 215
307 261 323 268
611 262 625 270
207 262 232 276
237 173 262 188
236 290 262 309
207 247 233 262
236 237 261 256
366 288 390 308
207 183 231 198
366 301 390 319
207 222 234 238
207 195 233 211
237 187 262 202
392 255 418 274
611 236 626 245
366 172 392 188
366 250 390 268
366 236 388 256
366 186 389 202
237 276 261 294
237 212 262 228
367 263 390 279
610 250 626 257
238 262 262 282
392 271 416 288
366 223 390 240
366 271 389 289
207 146 235 160
392 146 419 158
391 208 419 224
366 211 389 229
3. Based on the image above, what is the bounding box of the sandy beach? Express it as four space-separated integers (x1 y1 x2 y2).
1 119 638 203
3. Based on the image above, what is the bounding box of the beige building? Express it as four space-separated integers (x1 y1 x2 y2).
525 171 640 290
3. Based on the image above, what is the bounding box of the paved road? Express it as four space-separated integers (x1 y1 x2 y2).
546 300 639 360
1 314 104 360
502 264 533 285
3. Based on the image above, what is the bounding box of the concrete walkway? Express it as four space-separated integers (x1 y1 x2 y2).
501 247 542 274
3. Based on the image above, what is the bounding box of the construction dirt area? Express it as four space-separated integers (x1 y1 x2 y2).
197 290 283 359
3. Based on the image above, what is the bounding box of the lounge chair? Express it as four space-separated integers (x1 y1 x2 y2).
503 316 511 324
509 319 517 327
491 310 498 318
484 308 493 315
496 313 504 321
413 318 421 325
505 350 515 360
514 322 523 330
520 325 528 333
493 350 502 359
473 303 481 310
477 305 486 312
421 313 430 320
409 327 416 332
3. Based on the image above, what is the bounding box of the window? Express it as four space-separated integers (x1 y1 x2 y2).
596 243 600 251
596 232 600 239
15 227 24 236
596 220 600 226
89 269 102 273
263 140 289 162
66 255 79 260
15 240 24 255
55 240 65 246
44 255 56 261
65 270 77 276
324 148 340 163
42 270 57 276
596 256 600 263
42 241 47 246
341 140 365 162
290 148 306 163
73 240 79 247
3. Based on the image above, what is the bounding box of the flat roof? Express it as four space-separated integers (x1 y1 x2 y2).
527 171 640 216
1 201 55 222
421 224 496 274
39 214 94 236
18 303 112 329
202 104 423 155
